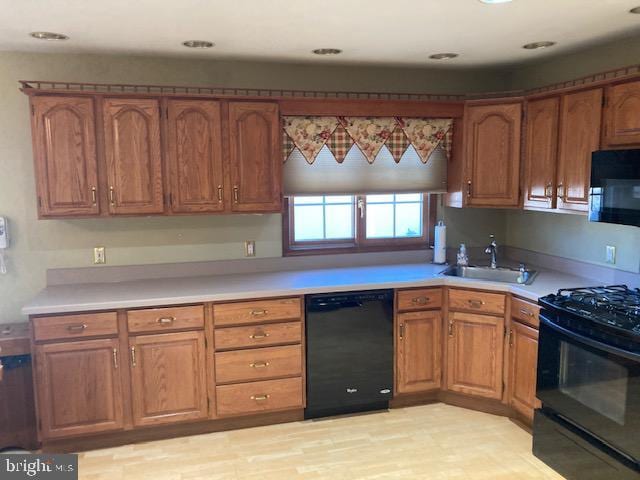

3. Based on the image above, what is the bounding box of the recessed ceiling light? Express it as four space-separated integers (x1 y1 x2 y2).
522 41 556 50
29 31 69 41
182 40 214 48
429 53 459 60
312 48 342 55
479 0 512 4
630 6 640 13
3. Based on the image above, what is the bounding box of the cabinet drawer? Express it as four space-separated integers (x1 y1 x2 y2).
397 288 442 312
215 322 302 350
127 305 204 333
511 297 540 328
215 345 302 384
448 289 505 316
214 298 301 327
216 377 303 416
33 312 118 342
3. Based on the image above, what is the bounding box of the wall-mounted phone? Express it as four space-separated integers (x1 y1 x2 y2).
0 217 9 274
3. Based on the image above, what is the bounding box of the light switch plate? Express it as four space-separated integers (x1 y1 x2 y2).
606 245 616 265
244 241 256 257
94 246 106 264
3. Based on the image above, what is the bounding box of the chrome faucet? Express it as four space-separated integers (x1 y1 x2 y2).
485 235 498 269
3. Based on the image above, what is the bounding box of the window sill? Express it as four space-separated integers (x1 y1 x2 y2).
284 243 431 257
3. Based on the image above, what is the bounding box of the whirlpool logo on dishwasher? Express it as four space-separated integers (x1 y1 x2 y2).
1 454 77 479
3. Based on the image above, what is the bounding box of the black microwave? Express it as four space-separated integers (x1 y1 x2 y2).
589 149 640 227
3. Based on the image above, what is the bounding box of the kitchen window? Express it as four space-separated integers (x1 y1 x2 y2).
283 193 436 255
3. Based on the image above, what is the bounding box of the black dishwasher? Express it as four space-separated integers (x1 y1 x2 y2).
305 289 394 419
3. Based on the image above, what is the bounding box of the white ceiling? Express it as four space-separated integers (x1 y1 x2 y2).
1 0 640 67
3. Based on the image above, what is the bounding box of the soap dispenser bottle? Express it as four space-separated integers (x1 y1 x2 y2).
457 243 469 267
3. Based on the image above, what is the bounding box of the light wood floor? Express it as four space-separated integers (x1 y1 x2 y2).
78 403 565 480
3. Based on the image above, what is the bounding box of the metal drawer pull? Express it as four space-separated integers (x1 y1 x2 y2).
251 394 270 401
250 361 270 368
250 309 268 316
66 323 87 332
157 316 175 325
467 180 472 197
468 299 486 308
411 296 430 305
130 346 137 367
112 348 119 369
519 308 534 317
249 332 270 339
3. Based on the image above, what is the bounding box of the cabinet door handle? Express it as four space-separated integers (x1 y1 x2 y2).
217 185 223 203
508 329 514 347
557 183 565 200
130 346 137 367
399 323 404 339
251 394 270 401
112 348 119 369
233 186 239 203
448 321 454 337
91 186 97 205
0 360 3 383
109 186 116 205
250 309 268 317
157 316 175 325
249 361 269 368
66 323 87 333
411 296 430 305
249 331 269 339
467 180 472 197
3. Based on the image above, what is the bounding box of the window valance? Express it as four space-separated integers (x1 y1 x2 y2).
283 116 453 165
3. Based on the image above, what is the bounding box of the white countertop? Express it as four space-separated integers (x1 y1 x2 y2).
22 262 602 316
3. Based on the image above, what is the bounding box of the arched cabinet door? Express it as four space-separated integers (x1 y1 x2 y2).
103 98 164 215
167 100 225 213
31 96 100 217
463 102 522 207
556 88 602 213
604 80 640 146
228 102 282 213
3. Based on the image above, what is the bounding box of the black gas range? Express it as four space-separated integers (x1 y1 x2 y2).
533 285 640 480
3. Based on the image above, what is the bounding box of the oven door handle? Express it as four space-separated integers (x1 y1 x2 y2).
540 315 640 362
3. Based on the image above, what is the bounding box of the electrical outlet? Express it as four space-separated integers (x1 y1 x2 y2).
94 246 106 264
606 245 616 265
244 241 256 257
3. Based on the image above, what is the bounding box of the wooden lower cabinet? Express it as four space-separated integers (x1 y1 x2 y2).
507 320 541 420
129 331 208 427
446 311 505 401
396 311 442 393
35 338 125 440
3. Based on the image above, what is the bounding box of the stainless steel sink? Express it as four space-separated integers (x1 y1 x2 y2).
440 265 538 285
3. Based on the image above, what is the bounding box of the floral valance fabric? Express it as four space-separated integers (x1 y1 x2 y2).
283 116 453 165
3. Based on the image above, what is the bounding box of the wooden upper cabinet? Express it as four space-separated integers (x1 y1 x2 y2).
228 102 282 213
604 81 640 146
167 100 225 213
35 338 124 440
129 331 208 427
396 311 442 394
556 89 602 213
464 102 522 208
30 96 99 217
103 98 164 215
523 97 560 210
446 311 505 401
508 320 541 421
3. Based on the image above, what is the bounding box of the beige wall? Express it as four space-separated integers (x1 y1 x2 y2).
502 35 640 274
0 51 508 322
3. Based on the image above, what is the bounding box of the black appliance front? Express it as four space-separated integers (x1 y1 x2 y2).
533 409 640 480
305 290 393 419
589 149 640 227
535 314 640 474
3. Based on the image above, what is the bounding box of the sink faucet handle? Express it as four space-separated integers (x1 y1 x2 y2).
519 263 526 273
